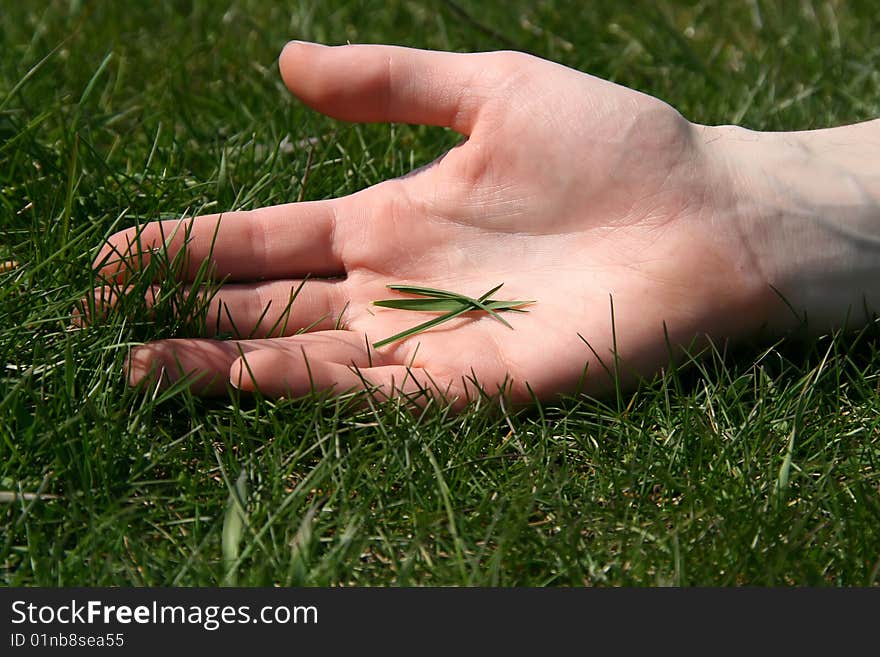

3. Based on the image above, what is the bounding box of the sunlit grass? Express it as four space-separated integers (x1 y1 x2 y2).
1 0 879 586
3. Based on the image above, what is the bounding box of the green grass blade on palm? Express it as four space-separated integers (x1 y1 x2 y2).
373 298 531 312
371 283 535 349
388 282 514 328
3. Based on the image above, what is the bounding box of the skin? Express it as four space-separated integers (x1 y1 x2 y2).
88 42 880 409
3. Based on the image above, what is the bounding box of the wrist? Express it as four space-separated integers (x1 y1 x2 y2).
699 120 880 334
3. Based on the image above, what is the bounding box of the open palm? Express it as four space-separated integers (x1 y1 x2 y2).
95 42 767 406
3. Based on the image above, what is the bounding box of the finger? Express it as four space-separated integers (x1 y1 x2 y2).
229 348 462 405
125 339 245 395
279 41 498 134
125 331 374 396
93 200 344 283
72 285 160 327
81 277 348 337
202 279 348 337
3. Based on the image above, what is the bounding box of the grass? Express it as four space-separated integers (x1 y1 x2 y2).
371 283 533 347
1 0 879 586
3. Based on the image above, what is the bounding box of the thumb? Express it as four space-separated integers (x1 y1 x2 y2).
278 41 495 135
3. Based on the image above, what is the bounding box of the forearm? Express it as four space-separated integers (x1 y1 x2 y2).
701 118 880 333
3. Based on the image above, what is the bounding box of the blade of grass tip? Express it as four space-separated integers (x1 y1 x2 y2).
0 38 69 113
451 282 515 328
288 502 319 585
245 298 273 340
217 147 228 198
296 142 315 203
300 345 316 393
144 122 162 174
266 276 308 338
297 312 333 335
334 299 350 330
76 51 113 117
464 283 513 329
231 343 260 395
221 468 248 586
61 133 78 241
478 283 504 301
773 426 796 507
609 293 623 413
478 299 535 311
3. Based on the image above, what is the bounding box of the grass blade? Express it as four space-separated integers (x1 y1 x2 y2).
385 284 470 298
221 468 249 587
385 283 515 328
374 298 473 312
372 305 472 349
372 283 535 348
466 282 512 328
373 298 532 312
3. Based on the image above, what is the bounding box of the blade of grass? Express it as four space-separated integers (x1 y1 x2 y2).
386 283 496 298
221 467 248 587
442 282 513 328
372 283 536 348
0 38 68 113
387 282 513 328
386 283 534 329
373 298 532 312
372 305 472 349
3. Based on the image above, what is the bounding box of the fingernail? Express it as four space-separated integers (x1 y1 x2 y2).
70 293 100 327
229 355 254 391
70 304 84 328
124 347 151 386
281 40 325 57
282 39 305 55
229 358 243 389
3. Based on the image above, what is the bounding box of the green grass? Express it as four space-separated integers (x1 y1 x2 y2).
2 0 879 586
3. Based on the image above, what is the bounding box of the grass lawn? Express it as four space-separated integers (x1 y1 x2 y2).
1 0 879 586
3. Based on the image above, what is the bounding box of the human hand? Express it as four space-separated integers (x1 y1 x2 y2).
90 42 776 407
